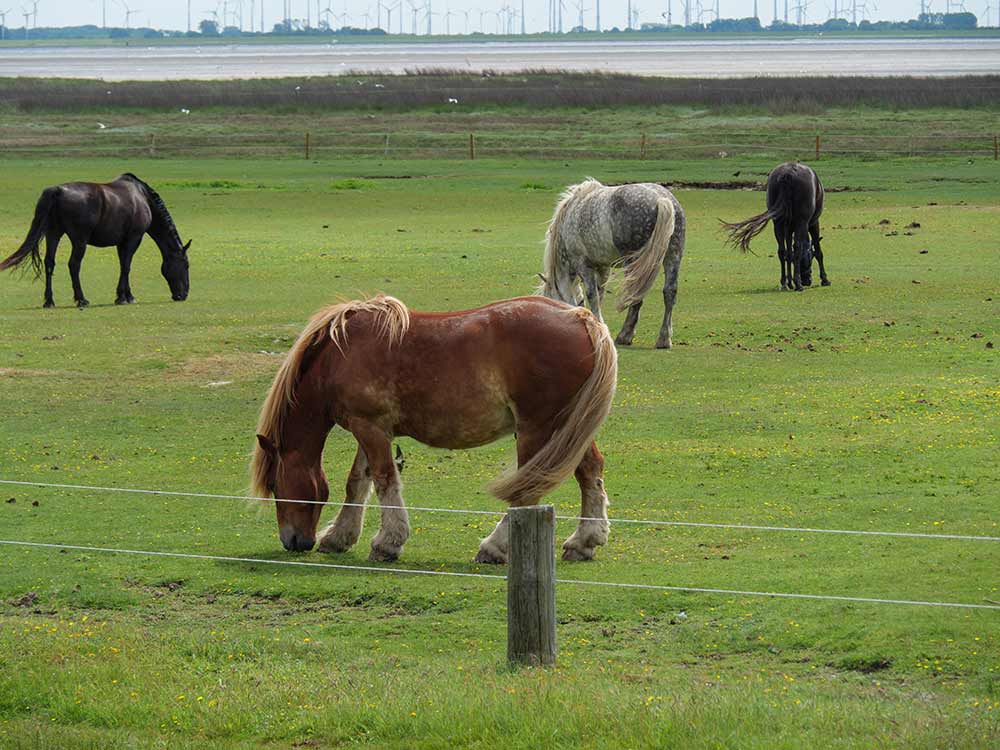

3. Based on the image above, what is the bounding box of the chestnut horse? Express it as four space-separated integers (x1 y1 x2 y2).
251 294 618 564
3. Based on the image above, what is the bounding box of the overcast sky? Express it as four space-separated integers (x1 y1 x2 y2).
13 0 986 35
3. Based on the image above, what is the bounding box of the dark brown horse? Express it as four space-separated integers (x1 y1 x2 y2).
0 173 190 307
251 294 618 564
721 162 830 291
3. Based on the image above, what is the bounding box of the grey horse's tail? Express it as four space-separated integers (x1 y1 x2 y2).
0 187 58 278
616 191 676 311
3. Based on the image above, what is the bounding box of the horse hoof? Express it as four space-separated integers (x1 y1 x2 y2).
76 299 90 308
43 301 55 309
562 546 595 562
368 546 400 563
474 548 507 565
115 298 127 305
614 337 633 347
655 340 672 350
821 279 831 287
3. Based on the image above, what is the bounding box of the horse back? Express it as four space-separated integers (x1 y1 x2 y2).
322 297 596 448
49 179 152 245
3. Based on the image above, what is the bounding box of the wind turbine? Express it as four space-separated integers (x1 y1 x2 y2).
444 6 458 33
630 2 640 27
406 0 422 32
29 0 37 27
572 0 587 28
20 5 28 37
0 8 9 39
984 0 996 26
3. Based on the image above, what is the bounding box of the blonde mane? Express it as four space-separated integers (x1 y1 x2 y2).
250 294 410 497
538 178 605 297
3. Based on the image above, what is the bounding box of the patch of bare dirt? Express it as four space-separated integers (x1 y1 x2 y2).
171 352 284 384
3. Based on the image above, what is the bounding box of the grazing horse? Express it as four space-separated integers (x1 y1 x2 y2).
251 294 618 564
0 173 190 307
721 162 830 291
538 179 686 349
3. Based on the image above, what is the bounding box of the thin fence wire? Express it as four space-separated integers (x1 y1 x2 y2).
2 539 998 611
1 478 998 543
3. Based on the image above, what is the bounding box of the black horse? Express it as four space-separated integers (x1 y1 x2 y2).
722 162 830 292
0 173 190 307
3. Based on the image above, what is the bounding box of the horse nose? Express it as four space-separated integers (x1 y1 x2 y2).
173 293 187 301
280 527 315 552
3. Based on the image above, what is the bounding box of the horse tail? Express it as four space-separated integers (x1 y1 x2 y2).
489 309 618 505
250 294 409 498
0 187 58 278
719 207 778 254
615 191 676 311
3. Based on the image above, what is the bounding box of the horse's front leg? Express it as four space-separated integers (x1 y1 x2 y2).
562 442 609 561
115 238 141 304
349 421 409 562
318 446 371 554
67 240 89 307
810 222 830 286
580 266 607 324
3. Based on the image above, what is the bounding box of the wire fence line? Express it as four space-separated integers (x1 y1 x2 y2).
0 130 996 161
2 478 998 543
2 539 998 612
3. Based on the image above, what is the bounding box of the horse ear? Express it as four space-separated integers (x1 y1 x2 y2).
256 434 277 457
182 240 192 253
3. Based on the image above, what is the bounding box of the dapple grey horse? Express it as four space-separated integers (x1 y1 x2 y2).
538 179 686 349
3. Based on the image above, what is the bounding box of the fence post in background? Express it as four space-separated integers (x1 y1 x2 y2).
994 134 998 161
305 132 310 160
384 133 390 158
507 505 557 667
640 132 648 160
149 134 156 158
469 132 476 160
815 134 821 161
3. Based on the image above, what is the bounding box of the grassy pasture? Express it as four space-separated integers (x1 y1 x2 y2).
0 145 997 748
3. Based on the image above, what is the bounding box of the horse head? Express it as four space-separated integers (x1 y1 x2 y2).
255 433 329 552
162 239 191 301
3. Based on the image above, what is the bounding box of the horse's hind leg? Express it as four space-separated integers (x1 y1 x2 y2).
348 420 409 562
43 231 60 308
475 425 552 564
562 442 609 562
774 220 789 290
810 222 830 286
654 210 685 350
318 446 372 554
615 301 642 347
67 240 89 308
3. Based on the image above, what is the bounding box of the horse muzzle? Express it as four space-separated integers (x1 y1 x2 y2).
172 293 188 301
280 527 315 552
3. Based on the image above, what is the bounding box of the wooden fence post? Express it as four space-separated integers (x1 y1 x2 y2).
384 133 390 158
507 505 557 667
640 132 648 160
305 132 310 160
469 132 476 160
815 134 820 160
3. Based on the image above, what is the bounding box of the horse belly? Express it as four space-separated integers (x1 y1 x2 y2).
396 370 515 450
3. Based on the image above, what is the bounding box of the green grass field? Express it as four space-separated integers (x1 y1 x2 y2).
0 144 998 748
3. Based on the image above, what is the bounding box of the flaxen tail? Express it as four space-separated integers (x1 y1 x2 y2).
616 192 675 311
489 308 618 505
0 187 58 278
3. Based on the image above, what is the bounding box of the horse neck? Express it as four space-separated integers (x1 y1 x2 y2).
279 358 336 469
147 226 181 258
